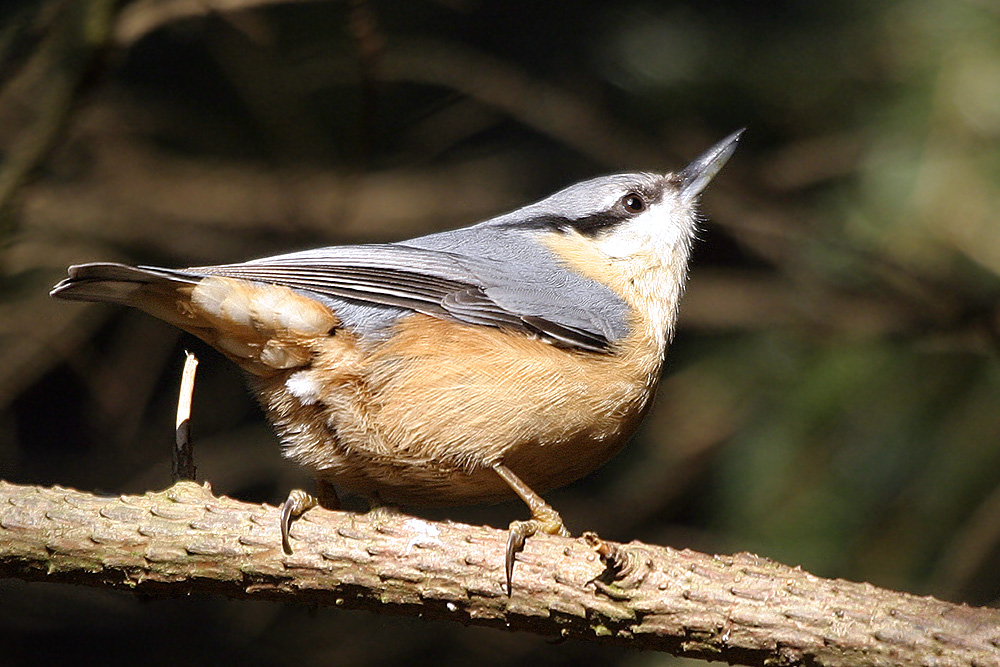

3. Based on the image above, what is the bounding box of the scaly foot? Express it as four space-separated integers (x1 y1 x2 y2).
493 463 571 594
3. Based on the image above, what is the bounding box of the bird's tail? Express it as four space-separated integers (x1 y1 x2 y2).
51 262 340 375
51 262 197 303
51 262 202 329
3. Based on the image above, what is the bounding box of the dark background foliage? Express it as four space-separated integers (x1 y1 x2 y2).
1 1 999 665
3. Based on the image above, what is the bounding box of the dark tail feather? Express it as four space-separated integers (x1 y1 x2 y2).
50 263 199 305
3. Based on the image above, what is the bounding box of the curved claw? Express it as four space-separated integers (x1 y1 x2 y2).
505 521 531 595
280 489 318 554
504 515 570 595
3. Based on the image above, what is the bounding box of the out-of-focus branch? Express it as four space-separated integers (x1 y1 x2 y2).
378 40 664 169
114 0 321 46
0 0 117 227
115 0 666 168
1 480 998 666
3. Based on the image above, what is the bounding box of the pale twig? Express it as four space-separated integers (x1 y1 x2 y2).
172 351 199 482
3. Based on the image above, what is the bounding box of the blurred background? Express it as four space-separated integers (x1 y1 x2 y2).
1 0 999 665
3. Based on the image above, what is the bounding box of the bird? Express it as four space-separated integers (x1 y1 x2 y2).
51 129 742 592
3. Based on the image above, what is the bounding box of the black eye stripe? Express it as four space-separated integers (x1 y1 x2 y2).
505 180 665 236
565 211 628 234
512 211 627 235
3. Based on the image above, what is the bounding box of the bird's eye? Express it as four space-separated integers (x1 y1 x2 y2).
621 193 645 213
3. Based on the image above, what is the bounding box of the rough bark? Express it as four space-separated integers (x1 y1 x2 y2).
1 479 998 666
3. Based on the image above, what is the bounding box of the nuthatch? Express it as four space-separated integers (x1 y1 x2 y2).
51 130 741 591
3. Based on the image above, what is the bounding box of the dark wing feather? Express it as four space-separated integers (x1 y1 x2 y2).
521 316 612 351
441 288 530 329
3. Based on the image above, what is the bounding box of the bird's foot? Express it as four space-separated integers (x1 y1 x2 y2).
280 488 318 554
505 504 570 594
280 481 340 554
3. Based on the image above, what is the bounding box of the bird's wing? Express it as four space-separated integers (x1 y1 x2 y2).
182 239 627 352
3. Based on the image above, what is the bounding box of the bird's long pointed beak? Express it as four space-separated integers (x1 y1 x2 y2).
678 128 744 203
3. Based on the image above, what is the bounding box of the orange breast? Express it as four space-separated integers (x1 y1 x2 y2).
255 312 665 506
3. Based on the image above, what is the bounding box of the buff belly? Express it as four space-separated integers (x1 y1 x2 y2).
252 313 662 507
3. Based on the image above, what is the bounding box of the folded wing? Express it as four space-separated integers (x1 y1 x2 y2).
189 240 625 353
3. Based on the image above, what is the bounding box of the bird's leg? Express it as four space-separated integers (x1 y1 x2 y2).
280 479 340 554
493 463 570 594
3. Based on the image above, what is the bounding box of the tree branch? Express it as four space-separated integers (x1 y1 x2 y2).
1 480 998 665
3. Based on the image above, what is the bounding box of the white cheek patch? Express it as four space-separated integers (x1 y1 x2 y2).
595 202 693 259
595 223 647 258
286 370 322 405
